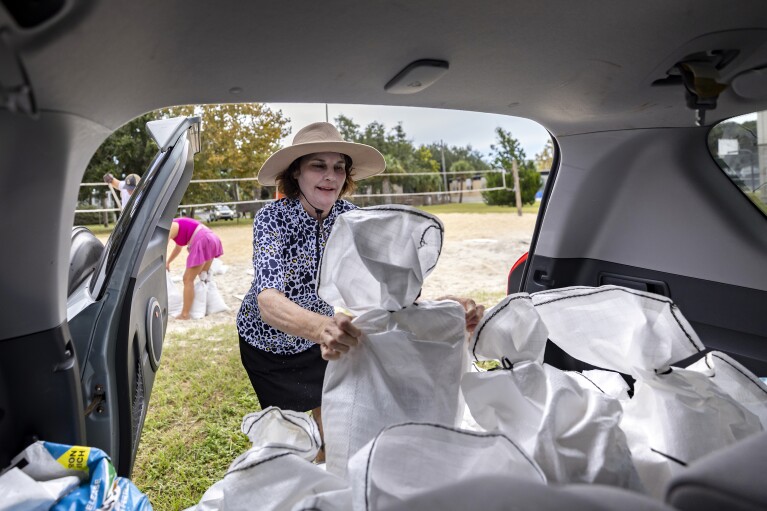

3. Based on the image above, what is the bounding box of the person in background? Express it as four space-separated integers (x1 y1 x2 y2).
166 217 224 320
236 122 485 461
103 173 140 210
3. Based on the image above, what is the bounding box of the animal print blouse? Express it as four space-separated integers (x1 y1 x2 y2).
236 197 357 354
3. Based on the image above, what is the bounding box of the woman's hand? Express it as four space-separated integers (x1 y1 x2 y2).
318 313 361 360
438 295 486 334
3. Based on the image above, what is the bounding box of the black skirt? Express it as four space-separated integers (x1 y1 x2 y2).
239 335 328 412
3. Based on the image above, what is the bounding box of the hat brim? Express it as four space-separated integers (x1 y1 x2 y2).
257 141 386 186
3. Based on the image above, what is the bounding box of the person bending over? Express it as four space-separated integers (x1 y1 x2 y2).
167 217 224 320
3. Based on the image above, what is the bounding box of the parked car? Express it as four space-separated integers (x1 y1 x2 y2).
0 1 764 509
209 204 235 221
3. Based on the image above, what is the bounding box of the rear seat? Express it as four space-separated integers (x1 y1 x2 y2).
68 226 103 296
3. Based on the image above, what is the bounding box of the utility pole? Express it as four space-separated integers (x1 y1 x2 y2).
440 140 448 203
512 159 522 216
325 104 329 122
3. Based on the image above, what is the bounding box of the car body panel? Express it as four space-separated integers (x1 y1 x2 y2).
0 118 198 474
67 118 198 475
534 129 767 290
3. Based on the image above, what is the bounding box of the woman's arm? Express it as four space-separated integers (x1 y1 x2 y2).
258 288 360 360
166 221 181 270
437 295 486 333
166 244 182 271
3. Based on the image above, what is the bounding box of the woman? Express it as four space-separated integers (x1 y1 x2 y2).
236 122 484 458
236 122 383 449
167 216 224 319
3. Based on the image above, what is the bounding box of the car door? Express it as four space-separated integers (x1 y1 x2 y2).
67 116 200 476
516 126 767 377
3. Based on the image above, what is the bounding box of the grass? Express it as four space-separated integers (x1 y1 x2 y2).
420 201 541 215
131 323 259 510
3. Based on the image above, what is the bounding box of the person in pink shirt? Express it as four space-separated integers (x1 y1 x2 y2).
166 217 224 319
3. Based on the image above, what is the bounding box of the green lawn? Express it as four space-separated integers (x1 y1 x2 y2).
131 324 258 510
420 201 541 215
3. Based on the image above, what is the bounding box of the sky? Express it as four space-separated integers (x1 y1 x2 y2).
265 103 551 162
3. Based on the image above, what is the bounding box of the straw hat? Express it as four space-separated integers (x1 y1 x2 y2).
257 122 386 186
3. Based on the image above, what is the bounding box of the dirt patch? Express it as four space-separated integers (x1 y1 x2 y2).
159 212 537 335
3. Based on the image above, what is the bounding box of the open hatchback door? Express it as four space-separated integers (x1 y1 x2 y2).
0 116 199 477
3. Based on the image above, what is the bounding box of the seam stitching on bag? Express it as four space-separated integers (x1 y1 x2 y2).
649 447 688 466
569 371 606 394
226 451 293 475
711 353 767 395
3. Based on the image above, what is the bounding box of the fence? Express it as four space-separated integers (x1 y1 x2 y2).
75 169 509 224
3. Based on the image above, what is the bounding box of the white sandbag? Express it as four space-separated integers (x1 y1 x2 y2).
469 294 548 364
687 350 767 427
167 270 183 317
347 422 546 510
322 302 467 478
620 367 761 497
532 285 762 497
462 294 641 489
318 205 442 316
206 277 230 315
190 278 207 319
532 285 703 378
187 408 348 511
318 206 468 479
210 257 229 275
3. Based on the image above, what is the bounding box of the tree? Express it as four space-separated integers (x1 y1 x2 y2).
425 142 490 174
160 104 290 209
534 139 554 172
482 127 541 206
82 104 290 218
336 116 442 196
335 114 362 142
82 112 159 203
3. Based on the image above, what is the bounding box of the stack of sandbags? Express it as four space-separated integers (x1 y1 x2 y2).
532 285 764 497
166 264 229 320
462 293 642 489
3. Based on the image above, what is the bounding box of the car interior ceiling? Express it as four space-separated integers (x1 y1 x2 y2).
0 0 766 497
